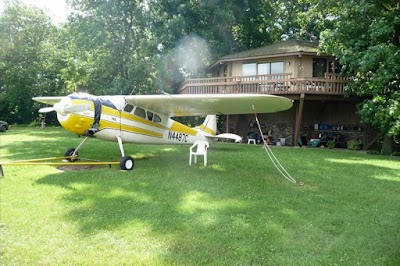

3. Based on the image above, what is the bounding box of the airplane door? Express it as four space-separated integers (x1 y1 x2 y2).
118 106 122 137
92 97 102 131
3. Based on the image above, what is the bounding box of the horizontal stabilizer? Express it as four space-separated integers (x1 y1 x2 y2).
208 133 242 143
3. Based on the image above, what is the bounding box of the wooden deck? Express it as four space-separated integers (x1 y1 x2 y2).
177 73 350 96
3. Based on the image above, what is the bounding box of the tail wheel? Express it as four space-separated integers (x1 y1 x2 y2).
64 148 79 162
120 156 134 170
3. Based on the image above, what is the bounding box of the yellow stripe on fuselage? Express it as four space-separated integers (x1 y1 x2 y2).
62 99 196 139
170 122 198 136
62 113 163 138
119 124 163 138
121 112 167 130
100 106 163 138
198 124 216 135
102 105 120 117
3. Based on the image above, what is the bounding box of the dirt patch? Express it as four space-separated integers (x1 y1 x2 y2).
57 164 109 172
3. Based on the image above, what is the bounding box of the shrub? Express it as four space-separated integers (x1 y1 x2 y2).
392 151 400 157
367 150 381 155
347 140 361 150
327 140 335 149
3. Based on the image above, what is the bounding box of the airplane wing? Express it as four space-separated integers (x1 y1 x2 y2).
32 96 64 105
125 94 292 117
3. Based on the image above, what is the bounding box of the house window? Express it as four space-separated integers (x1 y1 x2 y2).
242 62 284 76
223 65 228 77
328 60 342 74
242 63 257 76
271 62 284 74
313 58 327 77
257 63 270 75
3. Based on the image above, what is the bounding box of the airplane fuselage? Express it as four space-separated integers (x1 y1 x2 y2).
33 92 292 169
56 93 215 145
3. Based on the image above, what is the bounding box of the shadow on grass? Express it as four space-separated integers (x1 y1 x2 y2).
0 128 82 160
35 144 400 264
4 126 395 264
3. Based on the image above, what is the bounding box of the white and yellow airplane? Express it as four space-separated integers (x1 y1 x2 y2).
33 93 292 170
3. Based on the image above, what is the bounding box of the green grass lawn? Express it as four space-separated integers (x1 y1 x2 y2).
1 127 399 265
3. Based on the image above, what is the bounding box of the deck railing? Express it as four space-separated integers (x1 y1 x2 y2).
177 73 350 95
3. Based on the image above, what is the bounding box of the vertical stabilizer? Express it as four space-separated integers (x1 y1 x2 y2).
197 115 217 135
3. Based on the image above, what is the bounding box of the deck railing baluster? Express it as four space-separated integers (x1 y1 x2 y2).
177 73 350 96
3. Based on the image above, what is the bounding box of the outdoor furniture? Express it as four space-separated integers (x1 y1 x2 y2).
248 138 256 144
189 141 209 166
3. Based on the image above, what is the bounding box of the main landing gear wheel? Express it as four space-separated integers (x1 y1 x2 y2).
64 148 79 162
120 156 134 170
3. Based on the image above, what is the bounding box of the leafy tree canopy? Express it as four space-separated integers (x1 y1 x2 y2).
5 0 398 138
63 0 312 95
0 1 64 123
317 0 400 137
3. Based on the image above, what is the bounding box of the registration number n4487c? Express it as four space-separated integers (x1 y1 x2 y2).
168 131 188 142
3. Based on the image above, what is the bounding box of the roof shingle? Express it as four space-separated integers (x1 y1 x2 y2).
220 39 319 60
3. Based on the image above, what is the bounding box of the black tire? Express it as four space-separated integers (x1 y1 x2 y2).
0 125 6 132
120 156 134 170
64 148 78 162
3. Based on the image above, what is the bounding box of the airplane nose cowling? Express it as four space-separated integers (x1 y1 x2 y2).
55 96 94 135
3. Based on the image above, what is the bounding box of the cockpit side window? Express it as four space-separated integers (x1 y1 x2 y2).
124 104 134 113
146 111 153 121
134 107 147 118
153 114 162 123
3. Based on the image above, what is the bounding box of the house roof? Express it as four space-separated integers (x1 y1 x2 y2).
209 39 323 69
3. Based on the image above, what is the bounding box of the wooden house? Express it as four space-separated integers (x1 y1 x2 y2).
177 40 376 148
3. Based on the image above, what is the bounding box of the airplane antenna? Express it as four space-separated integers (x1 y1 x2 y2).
251 105 302 186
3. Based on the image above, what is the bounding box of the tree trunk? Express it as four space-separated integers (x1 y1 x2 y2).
381 134 394 154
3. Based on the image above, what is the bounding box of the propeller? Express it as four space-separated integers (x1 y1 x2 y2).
64 104 91 114
39 107 55 113
39 103 91 115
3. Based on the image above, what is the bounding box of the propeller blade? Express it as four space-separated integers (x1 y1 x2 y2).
39 107 55 113
53 100 91 116
65 104 91 113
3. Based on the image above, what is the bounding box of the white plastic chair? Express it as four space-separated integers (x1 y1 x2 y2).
189 141 209 166
247 138 256 144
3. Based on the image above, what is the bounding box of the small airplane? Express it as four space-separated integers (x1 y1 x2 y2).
33 93 293 170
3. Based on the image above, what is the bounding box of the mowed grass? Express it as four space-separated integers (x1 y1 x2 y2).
1 127 399 265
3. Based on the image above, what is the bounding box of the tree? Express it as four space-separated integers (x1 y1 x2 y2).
146 0 296 92
65 1 279 94
316 0 400 153
0 2 64 124
64 0 159 95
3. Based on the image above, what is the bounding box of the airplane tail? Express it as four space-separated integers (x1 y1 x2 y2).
197 115 242 142
198 115 218 135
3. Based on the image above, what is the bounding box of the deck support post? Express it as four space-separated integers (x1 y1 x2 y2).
294 93 305 146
